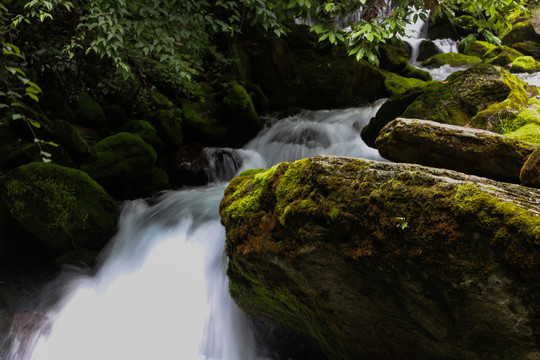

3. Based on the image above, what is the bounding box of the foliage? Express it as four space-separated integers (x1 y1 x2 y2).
283 0 533 65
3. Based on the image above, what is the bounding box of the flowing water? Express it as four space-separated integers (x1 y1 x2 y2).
5 105 384 360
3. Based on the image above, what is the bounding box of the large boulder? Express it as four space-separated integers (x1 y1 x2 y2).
220 155 540 360
375 118 536 183
402 64 531 127
0 162 118 253
421 53 482 68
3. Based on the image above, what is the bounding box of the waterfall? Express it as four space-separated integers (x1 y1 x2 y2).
6 104 384 360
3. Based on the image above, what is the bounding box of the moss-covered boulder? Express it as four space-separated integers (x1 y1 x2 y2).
501 17 540 47
421 52 482 68
511 56 540 73
513 40 540 59
149 108 183 148
118 120 165 154
80 132 157 184
484 46 524 66
383 73 427 97
416 40 441 62
219 81 263 146
181 100 228 147
399 64 432 81
74 92 107 128
403 64 530 127
378 41 409 73
0 162 117 253
457 39 497 59
220 155 540 360
521 146 540 187
52 119 91 156
375 118 536 183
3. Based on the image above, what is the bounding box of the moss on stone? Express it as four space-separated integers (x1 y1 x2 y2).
458 40 498 59
181 99 228 146
221 155 540 359
80 132 157 183
505 123 540 144
399 64 432 81
0 162 117 252
421 53 482 68
384 72 427 97
74 92 107 128
149 89 174 109
511 56 540 73
149 108 183 148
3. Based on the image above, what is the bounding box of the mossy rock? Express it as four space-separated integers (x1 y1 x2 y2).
421 53 482 68
378 41 409 73
220 81 263 146
0 162 117 253
118 120 165 154
52 119 91 156
505 123 540 145
512 40 540 59
484 46 525 66
181 99 228 146
74 92 107 128
521 145 540 187
149 108 183 148
148 89 174 110
403 65 530 127
80 132 157 184
384 73 427 97
221 155 540 360
470 80 538 131
5 142 75 169
511 56 540 73
399 64 432 81
458 40 498 59
501 18 540 47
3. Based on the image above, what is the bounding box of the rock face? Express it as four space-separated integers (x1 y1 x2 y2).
521 146 540 187
220 155 540 360
375 118 536 183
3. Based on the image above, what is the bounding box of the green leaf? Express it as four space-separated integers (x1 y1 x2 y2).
12 114 23 120
27 118 41 128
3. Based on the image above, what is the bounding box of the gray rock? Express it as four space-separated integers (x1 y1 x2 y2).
375 118 536 183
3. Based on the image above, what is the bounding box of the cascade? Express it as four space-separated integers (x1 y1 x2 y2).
4 105 383 360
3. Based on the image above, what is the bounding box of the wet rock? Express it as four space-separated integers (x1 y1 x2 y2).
164 143 211 186
375 118 536 183
220 155 540 360
521 146 540 188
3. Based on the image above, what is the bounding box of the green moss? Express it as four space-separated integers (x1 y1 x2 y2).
149 89 174 109
384 72 427 97
118 120 165 153
511 56 540 73
421 53 482 68
80 132 157 183
505 123 540 144
458 40 497 59
454 184 540 277
225 164 280 220
238 168 267 177
149 108 183 148
399 64 432 81
330 207 340 222
0 162 117 252
74 92 107 128
181 99 227 146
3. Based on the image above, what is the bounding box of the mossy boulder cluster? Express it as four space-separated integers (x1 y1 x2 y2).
220 155 540 360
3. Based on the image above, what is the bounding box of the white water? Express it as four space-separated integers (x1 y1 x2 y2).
7 105 383 360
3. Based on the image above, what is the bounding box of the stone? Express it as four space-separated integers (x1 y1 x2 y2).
375 118 536 183
521 146 540 188
457 39 497 59
383 73 427 97
0 163 117 253
511 56 540 73
73 92 107 128
149 108 183 148
80 132 157 184
220 155 540 360
421 53 482 68
417 39 441 62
